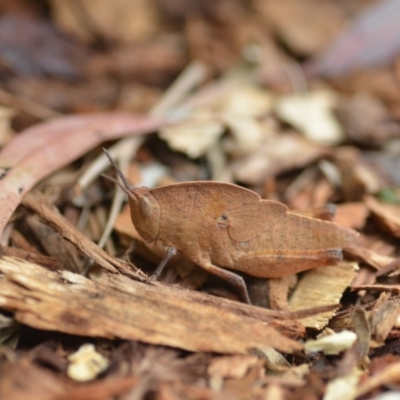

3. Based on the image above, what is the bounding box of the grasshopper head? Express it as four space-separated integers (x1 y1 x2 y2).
128 187 161 242
103 148 161 242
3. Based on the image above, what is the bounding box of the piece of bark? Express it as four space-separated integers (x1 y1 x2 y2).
370 292 400 344
336 308 371 377
268 276 297 311
375 257 400 277
288 262 358 330
0 256 302 354
26 214 83 272
351 284 400 294
0 246 61 271
21 191 145 280
345 243 395 270
366 195 400 238
355 361 400 398
0 356 139 400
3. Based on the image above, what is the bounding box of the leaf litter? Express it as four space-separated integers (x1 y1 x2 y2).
0 1 400 399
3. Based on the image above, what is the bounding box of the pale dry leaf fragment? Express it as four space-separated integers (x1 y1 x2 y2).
275 91 344 144
323 369 361 400
305 330 357 355
223 115 269 158
288 262 358 329
160 83 273 159
219 86 276 158
220 85 274 117
159 113 224 158
231 133 326 184
67 343 109 382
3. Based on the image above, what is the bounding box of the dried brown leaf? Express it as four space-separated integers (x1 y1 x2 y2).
0 113 165 235
231 133 328 184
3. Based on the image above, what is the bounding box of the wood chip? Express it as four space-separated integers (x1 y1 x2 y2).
0 256 302 354
288 262 358 329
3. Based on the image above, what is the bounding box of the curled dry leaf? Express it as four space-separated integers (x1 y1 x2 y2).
0 112 166 235
159 84 274 159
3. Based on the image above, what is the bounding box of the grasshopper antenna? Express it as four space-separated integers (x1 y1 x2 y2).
103 148 133 191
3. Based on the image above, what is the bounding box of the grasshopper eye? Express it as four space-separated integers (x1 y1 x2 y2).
216 214 229 226
140 196 153 218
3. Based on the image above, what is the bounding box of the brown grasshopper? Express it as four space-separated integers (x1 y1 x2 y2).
104 149 357 304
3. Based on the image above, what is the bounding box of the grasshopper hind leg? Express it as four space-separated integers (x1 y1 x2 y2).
200 262 252 304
